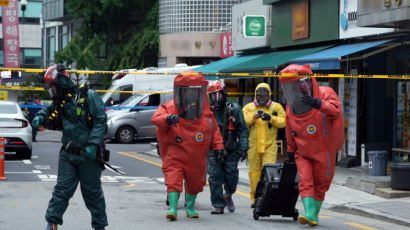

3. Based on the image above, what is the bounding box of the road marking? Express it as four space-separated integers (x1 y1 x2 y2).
120 183 136 187
37 174 165 184
117 152 162 167
236 190 250 198
118 151 252 198
34 165 50 170
344 222 377 230
319 215 332 219
6 171 38 174
38 174 57 181
23 160 32 164
32 170 42 174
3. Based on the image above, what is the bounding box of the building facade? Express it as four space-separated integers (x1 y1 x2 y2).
158 0 246 67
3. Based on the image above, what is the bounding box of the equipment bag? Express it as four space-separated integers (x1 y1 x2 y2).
253 160 299 221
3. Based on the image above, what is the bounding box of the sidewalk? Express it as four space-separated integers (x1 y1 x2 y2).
146 143 410 227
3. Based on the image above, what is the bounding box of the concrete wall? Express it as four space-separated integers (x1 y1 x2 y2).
160 32 221 59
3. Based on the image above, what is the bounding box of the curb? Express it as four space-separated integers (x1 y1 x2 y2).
329 203 410 227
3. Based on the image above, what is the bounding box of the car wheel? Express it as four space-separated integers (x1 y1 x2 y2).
22 149 32 159
116 126 136 144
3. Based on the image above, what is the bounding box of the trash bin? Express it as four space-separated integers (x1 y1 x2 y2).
367 150 387 176
389 162 410 190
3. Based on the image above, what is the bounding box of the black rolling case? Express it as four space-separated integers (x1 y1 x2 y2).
253 161 299 221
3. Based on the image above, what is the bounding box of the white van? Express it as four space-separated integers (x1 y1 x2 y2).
102 64 201 106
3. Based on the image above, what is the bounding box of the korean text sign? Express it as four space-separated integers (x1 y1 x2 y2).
2 0 20 68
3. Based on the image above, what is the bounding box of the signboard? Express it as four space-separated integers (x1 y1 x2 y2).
0 91 8 101
292 0 309 40
243 15 266 38
220 32 234 58
0 0 9 6
339 0 393 39
346 78 358 157
232 0 270 51
2 0 21 68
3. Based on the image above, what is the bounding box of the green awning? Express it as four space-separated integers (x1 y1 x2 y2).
193 53 265 80
220 45 331 73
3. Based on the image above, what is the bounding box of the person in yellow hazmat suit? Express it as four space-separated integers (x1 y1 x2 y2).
242 83 286 207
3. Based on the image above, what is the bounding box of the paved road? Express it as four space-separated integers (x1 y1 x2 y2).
0 133 407 229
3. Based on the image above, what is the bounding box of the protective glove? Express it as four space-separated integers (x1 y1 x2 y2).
261 113 271 121
214 149 224 165
286 152 295 163
239 151 248 162
32 116 44 128
302 94 322 109
166 114 180 125
84 145 97 161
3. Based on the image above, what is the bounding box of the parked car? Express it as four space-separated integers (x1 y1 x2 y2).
105 92 173 143
102 63 201 106
0 101 32 159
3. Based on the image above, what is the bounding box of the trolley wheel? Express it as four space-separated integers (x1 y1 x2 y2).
293 209 299 221
253 209 260 220
253 213 259 220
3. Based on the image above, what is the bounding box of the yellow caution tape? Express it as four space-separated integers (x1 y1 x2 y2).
1 67 410 79
0 85 44 91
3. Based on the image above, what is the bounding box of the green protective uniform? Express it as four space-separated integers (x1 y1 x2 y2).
37 78 108 228
208 102 249 208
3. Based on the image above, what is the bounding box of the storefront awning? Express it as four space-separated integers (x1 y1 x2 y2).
219 45 331 74
289 39 394 70
193 53 264 80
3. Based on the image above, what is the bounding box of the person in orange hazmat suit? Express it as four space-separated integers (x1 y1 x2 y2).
151 70 224 221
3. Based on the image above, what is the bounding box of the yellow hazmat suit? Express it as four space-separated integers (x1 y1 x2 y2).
242 83 286 204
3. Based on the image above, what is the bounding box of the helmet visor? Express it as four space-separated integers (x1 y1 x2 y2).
209 91 225 107
175 85 206 120
281 77 313 115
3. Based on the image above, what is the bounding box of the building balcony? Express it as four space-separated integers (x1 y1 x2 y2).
358 0 410 28
42 0 69 22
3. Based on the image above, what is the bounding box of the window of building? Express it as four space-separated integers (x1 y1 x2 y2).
58 25 69 51
22 48 42 67
46 27 56 66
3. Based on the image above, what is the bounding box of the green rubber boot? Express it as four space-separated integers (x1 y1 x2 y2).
313 200 323 224
185 193 199 218
166 192 180 221
298 196 317 226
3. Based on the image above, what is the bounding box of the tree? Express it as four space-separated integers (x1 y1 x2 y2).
17 74 50 103
55 0 159 73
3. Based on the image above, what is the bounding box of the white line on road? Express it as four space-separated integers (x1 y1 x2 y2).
32 170 42 174
23 160 32 164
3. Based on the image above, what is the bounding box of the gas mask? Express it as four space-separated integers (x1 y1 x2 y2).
174 85 206 120
256 87 270 106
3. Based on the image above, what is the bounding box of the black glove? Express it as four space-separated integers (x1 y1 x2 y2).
261 113 271 121
166 114 180 125
239 151 247 162
214 149 224 165
302 94 322 109
286 152 295 162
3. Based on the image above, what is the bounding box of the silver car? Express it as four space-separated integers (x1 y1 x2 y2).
0 101 32 159
105 92 173 143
